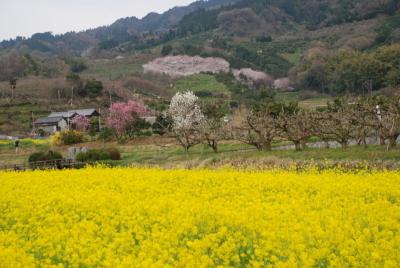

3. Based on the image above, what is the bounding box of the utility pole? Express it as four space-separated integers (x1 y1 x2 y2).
108 75 113 106
98 108 102 131
70 86 74 107
31 111 35 135
9 78 17 102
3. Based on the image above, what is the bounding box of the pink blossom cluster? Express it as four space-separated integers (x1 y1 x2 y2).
71 115 90 131
106 100 148 134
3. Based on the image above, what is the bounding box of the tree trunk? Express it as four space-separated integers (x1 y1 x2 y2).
323 139 330 149
256 143 263 151
362 137 368 149
293 141 302 151
380 135 386 146
388 136 397 150
184 145 190 153
261 140 272 151
209 140 218 153
301 140 308 150
340 139 348 149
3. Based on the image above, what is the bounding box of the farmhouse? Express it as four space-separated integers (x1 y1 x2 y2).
34 108 100 135
34 117 68 134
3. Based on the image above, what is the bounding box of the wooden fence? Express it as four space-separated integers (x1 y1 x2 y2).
0 159 85 172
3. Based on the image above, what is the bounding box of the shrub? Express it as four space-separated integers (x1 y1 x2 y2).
135 130 152 137
28 150 63 163
49 132 63 146
76 148 121 162
161 45 173 56
61 130 85 145
99 128 115 142
78 79 103 97
89 117 100 136
107 147 121 160
68 59 88 73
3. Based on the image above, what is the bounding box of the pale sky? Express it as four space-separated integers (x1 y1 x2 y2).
0 0 194 41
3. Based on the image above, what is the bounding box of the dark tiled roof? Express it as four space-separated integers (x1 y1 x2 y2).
35 117 65 125
48 109 98 118
70 109 99 116
48 112 77 118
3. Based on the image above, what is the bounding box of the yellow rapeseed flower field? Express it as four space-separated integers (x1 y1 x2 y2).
0 167 399 267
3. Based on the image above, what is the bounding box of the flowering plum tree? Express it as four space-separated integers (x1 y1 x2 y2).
168 91 204 152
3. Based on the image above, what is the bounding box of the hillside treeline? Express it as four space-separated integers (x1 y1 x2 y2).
291 44 400 95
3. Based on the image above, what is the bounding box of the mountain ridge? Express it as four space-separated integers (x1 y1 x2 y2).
0 0 240 55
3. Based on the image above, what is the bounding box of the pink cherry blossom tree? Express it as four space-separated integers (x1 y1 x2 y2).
106 100 148 138
71 115 90 131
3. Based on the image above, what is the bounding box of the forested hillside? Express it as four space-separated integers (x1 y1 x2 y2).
0 0 239 56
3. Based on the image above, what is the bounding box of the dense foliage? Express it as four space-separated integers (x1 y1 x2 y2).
292 44 400 94
76 148 121 162
28 150 63 163
60 130 85 145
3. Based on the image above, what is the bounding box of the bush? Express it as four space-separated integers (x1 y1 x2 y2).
99 128 115 142
78 79 103 97
256 35 272 43
161 45 173 56
28 150 63 163
89 117 100 136
107 147 121 160
76 148 121 162
69 61 88 73
135 130 153 137
49 132 63 146
298 90 324 100
61 130 85 145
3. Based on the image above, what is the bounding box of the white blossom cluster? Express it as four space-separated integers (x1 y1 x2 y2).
168 91 204 132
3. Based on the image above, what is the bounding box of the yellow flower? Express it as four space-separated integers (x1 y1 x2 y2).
0 167 399 267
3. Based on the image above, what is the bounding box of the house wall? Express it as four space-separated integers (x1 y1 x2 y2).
58 120 68 131
39 126 57 134
37 120 68 134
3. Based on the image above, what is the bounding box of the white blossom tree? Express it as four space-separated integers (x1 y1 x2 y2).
168 91 204 152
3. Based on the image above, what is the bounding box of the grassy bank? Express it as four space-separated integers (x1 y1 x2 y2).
1 138 400 169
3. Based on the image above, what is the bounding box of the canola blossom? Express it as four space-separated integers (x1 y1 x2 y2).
0 167 399 267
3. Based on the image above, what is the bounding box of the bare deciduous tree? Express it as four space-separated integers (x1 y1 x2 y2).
200 101 229 153
230 105 279 151
370 97 400 150
319 102 358 149
276 110 314 151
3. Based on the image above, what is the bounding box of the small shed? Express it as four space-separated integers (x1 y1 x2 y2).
34 117 68 134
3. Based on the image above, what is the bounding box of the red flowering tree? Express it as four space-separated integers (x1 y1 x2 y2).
106 100 148 138
71 115 90 131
